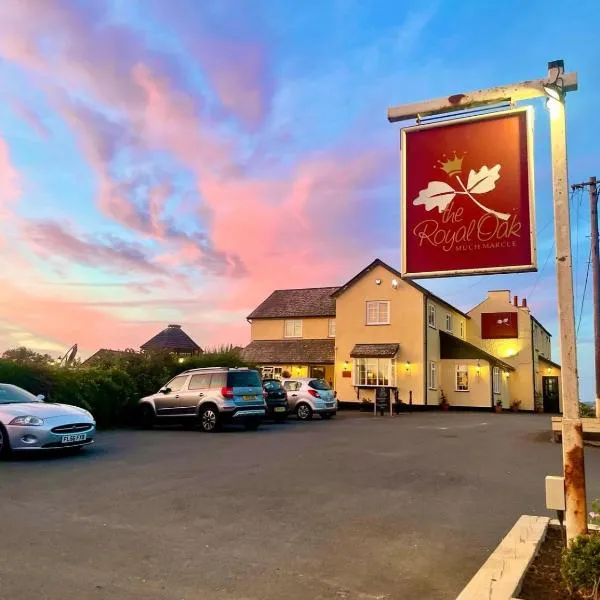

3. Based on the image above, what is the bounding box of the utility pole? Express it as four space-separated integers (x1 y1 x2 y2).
388 60 588 541
572 176 600 418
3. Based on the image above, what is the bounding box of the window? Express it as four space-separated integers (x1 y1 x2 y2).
428 304 436 328
188 374 211 390
283 380 301 392
353 358 396 386
459 320 465 339
227 370 262 387
328 318 336 337
165 375 188 392
428 361 437 390
445 314 452 332
366 301 390 325
284 319 302 338
456 365 469 391
261 366 283 380
493 367 501 394
309 379 332 391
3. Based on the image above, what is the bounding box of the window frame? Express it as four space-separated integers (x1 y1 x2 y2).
428 361 437 390
459 320 465 339
165 374 189 392
493 366 501 395
428 304 436 328
455 364 469 392
445 313 452 333
284 319 303 338
353 358 396 387
365 301 391 326
328 318 336 337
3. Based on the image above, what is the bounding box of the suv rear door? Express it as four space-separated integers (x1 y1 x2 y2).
181 373 211 414
227 370 264 407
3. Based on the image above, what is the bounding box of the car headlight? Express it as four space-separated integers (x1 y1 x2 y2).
10 415 44 426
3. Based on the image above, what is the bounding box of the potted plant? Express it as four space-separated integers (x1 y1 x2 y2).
439 389 450 411
509 399 522 412
494 399 503 413
281 370 291 379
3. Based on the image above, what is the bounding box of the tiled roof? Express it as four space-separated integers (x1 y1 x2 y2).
140 324 202 353
241 339 335 364
439 331 515 371
81 349 129 367
350 344 400 358
247 287 338 319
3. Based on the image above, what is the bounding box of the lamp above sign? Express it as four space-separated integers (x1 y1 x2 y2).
401 107 536 278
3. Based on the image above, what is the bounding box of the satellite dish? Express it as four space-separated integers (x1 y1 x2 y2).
59 344 78 367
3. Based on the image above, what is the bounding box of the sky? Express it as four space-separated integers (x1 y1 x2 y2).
0 0 599 399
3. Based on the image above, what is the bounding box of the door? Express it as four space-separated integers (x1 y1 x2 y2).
542 376 560 413
283 380 301 410
179 373 212 415
154 374 190 415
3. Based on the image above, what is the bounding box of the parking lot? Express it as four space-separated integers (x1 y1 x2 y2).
2 412 600 600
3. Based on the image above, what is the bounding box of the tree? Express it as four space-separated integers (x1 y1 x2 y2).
2 347 55 365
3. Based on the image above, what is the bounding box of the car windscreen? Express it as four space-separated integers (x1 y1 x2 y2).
263 380 284 391
308 379 332 391
0 384 39 404
227 371 262 388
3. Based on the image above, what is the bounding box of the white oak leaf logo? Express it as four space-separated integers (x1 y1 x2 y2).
466 165 501 194
413 181 456 213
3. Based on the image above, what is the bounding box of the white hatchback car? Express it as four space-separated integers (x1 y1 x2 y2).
281 378 337 421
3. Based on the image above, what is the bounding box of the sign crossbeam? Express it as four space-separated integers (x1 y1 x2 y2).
388 72 578 122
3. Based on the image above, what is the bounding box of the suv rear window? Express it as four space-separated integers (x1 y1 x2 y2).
263 379 284 391
227 370 261 388
309 379 331 391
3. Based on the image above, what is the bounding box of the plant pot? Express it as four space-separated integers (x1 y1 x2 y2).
441 403 450 411
495 405 503 413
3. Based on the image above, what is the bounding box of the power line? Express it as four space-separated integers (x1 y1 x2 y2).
576 243 592 336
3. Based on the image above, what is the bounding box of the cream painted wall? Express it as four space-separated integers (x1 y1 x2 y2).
440 359 496 407
466 290 540 410
425 299 468 405
334 264 425 404
251 317 333 340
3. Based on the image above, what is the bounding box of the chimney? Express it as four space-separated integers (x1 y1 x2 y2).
513 295 518 307
521 298 528 308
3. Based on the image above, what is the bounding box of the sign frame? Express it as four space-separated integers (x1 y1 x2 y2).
400 106 537 279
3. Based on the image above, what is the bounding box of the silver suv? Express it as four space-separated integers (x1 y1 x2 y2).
281 378 337 421
138 367 266 432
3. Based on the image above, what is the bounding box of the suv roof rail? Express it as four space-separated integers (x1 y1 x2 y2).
181 366 251 374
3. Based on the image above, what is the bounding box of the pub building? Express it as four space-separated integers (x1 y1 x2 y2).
242 259 561 413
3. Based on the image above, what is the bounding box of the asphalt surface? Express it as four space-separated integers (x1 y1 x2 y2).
2 412 600 600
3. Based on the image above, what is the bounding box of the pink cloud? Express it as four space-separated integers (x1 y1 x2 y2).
0 136 21 217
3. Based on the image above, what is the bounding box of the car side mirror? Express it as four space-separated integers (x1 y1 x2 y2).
160 387 171 394
36 394 45 402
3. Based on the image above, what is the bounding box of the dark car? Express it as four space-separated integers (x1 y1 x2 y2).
262 379 289 423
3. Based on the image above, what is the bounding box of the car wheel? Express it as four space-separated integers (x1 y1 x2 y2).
199 406 220 433
0 424 10 458
244 420 261 431
296 403 313 421
138 404 155 430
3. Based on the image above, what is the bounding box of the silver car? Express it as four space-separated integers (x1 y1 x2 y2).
0 384 96 456
281 378 337 420
138 367 266 432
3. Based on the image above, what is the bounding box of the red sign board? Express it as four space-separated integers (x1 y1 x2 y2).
481 312 518 339
401 107 536 278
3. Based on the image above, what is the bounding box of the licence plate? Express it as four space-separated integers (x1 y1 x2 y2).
326 403 335 408
62 433 86 444
274 407 286 413
242 395 256 401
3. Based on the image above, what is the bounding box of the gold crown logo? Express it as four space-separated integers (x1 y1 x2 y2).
436 152 465 177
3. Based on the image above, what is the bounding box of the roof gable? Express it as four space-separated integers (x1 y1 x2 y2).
248 287 338 319
332 259 470 318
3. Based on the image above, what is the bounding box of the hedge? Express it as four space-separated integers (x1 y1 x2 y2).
0 348 252 428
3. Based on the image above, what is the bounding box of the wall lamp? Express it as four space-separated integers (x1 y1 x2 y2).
475 360 481 378
404 360 411 374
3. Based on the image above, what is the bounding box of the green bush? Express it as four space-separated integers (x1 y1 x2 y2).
561 533 600 598
580 401 596 418
0 348 252 429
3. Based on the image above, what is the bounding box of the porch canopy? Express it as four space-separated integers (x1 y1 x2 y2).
350 343 399 358
439 331 515 371
241 339 334 364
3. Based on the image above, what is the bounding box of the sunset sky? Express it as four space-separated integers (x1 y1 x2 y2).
0 0 599 399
